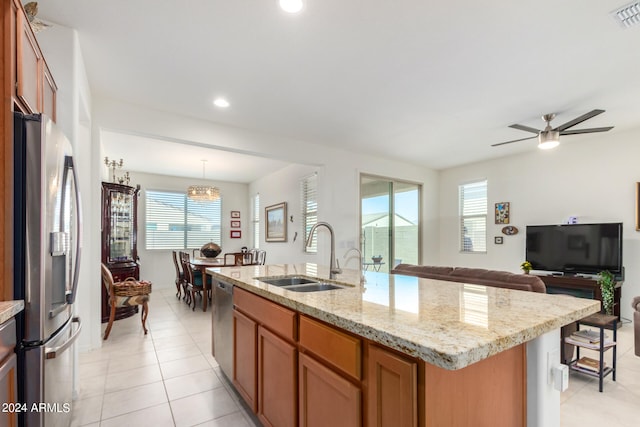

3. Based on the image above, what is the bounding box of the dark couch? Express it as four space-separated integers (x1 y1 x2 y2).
390 264 547 293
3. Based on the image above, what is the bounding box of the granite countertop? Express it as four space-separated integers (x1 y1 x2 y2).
0 300 24 324
207 263 600 370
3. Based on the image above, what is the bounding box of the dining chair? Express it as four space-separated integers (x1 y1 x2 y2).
182 253 212 311
246 248 257 265
172 250 184 299
223 252 246 266
179 251 192 305
101 263 150 340
254 250 266 265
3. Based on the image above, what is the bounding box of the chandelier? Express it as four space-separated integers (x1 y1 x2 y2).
104 157 131 185
188 160 220 202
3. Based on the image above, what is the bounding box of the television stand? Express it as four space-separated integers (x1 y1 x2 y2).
536 274 622 325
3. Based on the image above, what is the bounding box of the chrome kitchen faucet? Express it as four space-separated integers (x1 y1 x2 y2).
306 222 342 279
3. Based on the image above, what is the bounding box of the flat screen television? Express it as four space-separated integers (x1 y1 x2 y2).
525 223 623 276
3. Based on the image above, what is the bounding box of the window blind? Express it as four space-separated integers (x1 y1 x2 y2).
145 190 221 250
301 173 318 253
458 180 487 253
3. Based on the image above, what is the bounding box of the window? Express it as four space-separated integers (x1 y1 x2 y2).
459 180 487 253
301 173 318 253
252 193 260 248
145 190 221 249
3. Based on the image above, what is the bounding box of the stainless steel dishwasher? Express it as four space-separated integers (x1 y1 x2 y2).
213 278 234 379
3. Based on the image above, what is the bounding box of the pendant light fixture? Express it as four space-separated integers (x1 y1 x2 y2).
187 160 220 202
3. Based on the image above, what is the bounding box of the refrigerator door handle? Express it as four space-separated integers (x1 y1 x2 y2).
65 155 82 305
45 317 81 360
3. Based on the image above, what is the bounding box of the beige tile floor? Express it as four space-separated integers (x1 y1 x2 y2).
71 288 640 426
71 288 259 427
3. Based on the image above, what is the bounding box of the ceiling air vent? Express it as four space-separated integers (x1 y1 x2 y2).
612 2 640 28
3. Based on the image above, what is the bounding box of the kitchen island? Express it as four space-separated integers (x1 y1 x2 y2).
208 263 599 427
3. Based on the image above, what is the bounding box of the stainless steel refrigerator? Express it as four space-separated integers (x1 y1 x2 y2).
13 112 83 427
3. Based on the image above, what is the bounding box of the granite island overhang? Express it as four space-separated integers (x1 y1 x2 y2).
207 263 598 370
207 263 600 427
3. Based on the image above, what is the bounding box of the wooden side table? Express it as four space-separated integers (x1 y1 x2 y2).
565 313 617 392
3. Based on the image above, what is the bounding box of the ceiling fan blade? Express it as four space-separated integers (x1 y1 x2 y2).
508 124 540 134
560 126 613 135
491 136 537 147
554 109 605 131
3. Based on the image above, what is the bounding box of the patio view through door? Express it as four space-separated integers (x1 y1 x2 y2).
360 175 420 273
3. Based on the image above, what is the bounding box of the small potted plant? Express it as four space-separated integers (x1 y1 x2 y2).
520 261 532 275
597 270 616 315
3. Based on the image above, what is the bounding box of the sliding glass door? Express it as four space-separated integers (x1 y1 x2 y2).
360 175 420 273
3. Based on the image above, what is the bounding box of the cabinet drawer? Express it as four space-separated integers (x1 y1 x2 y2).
234 287 296 342
299 315 361 380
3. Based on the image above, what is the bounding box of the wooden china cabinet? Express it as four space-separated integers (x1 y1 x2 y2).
101 182 140 322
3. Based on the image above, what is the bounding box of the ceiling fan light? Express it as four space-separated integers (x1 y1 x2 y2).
538 131 560 150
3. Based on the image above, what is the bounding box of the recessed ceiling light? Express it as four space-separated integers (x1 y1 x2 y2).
213 98 230 108
279 0 303 14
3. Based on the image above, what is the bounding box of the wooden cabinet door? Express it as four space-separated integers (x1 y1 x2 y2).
299 352 361 427
41 63 57 122
367 345 417 427
258 326 297 427
0 353 17 427
15 7 41 113
233 309 258 412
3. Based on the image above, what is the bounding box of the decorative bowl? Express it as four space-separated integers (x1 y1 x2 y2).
372 256 383 263
200 242 222 258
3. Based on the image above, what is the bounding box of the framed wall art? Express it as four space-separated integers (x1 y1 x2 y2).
231 220 241 228
231 210 241 218
495 202 510 224
265 202 287 242
230 230 241 238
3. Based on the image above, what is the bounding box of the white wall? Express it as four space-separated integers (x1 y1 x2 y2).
97 98 441 273
36 25 99 352
127 171 250 290
439 128 640 321
249 164 319 265
249 154 441 270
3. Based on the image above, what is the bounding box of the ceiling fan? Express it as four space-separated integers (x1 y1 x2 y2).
492 109 614 149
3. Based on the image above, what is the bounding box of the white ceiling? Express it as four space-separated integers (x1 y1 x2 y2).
37 0 640 178
100 130 292 183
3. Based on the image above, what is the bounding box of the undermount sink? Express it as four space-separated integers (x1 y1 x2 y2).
281 283 344 292
258 276 317 287
255 275 347 292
